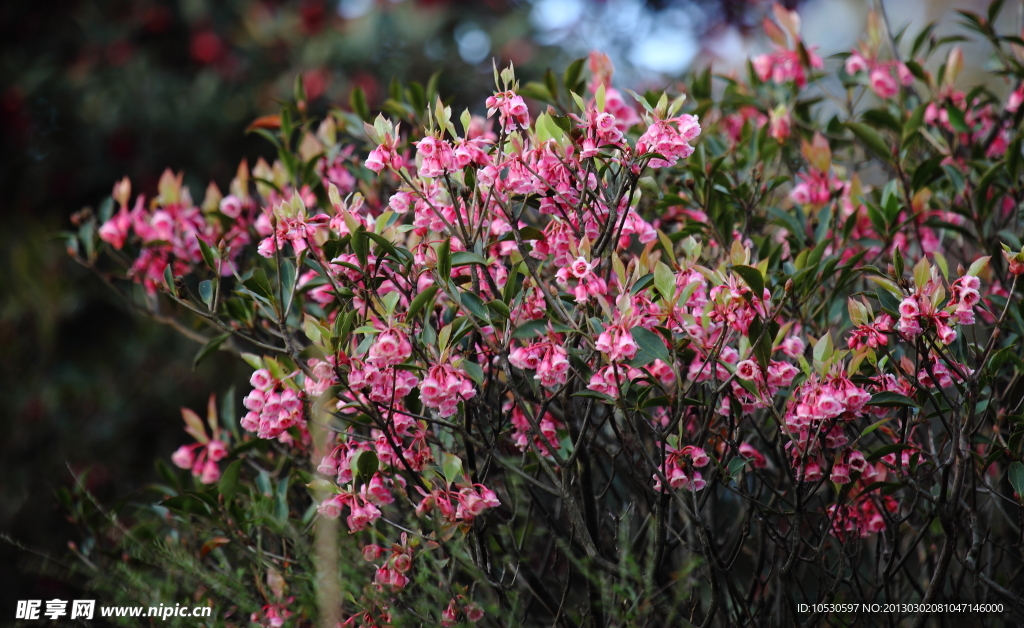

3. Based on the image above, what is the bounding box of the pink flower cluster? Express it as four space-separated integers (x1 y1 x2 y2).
635 114 702 168
509 339 571 387
845 51 913 99
441 596 485 626
503 400 563 456
789 168 843 207
485 90 530 133
783 371 872 482
256 198 329 258
554 256 609 304
415 483 500 524
318 491 383 532
653 444 711 491
897 271 981 345
579 105 628 158
419 362 477 418
97 172 252 293
365 124 404 173
594 322 639 362
171 438 227 484
242 369 305 441
361 535 416 593
250 601 293 628
753 47 823 88
847 313 894 350
828 492 899 540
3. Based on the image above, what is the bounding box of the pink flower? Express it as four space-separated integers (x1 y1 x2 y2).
392 552 412 573
830 463 851 484
441 600 459 627
415 136 455 178
739 443 766 469
98 207 132 249
486 91 530 132
362 544 383 561
570 256 592 279
206 439 228 461
419 362 477 418
346 499 381 532
171 445 195 469
768 108 791 142
318 494 345 519
636 115 701 169
367 328 412 367
936 322 957 345
781 336 805 358
736 359 760 381
199 459 220 483
845 52 869 75
219 194 243 218
869 68 899 99
250 369 274 391
1008 84 1024 113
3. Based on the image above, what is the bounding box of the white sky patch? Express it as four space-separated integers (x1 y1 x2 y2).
337 0 374 20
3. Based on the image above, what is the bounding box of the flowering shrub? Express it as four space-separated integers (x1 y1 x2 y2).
66 3 1024 626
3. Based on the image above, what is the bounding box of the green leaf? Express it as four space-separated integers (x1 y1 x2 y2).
219 459 244 504
407 286 440 322
731 265 765 297
911 154 945 191
875 287 903 316
902 103 927 143
162 493 211 516
437 239 451 280
867 391 919 408
893 246 905 279
563 58 586 93
365 231 400 260
727 456 749 478
487 299 510 320
197 237 218 271
450 251 488 267
193 332 229 370
513 320 548 340
199 280 215 310
245 268 275 301
572 390 616 403
862 108 902 133
350 85 370 121
461 292 489 321
462 360 484 386
631 327 671 365
866 443 915 463
945 105 970 133
812 333 833 364
240 353 263 369
280 259 297 315
352 228 369 267
654 262 676 303
847 122 893 163
860 418 891 438
631 273 655 295
967 256 990 277
351 450 379 485
1009 461 1024 498
442 452 463 486
163 265 177 296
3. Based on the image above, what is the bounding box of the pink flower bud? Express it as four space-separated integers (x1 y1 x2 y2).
171 445 195 469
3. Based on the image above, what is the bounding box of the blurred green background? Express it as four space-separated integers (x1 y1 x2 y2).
0 0 997 616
